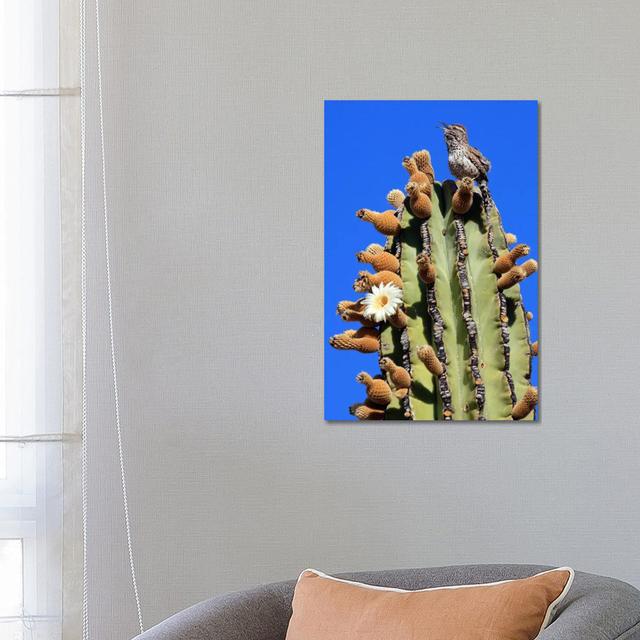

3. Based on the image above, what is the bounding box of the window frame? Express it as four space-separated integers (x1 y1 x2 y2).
1 1 82 638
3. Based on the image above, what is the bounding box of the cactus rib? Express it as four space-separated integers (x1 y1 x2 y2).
452 217 486 418
393 203 415 418
418 219 453 419
483 203 518 405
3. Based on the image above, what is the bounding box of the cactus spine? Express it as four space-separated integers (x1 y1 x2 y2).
329 145 537 421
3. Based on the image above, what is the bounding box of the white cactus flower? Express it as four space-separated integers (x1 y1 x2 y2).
362 283 403 323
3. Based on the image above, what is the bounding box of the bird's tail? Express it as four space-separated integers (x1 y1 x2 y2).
477 178 494 214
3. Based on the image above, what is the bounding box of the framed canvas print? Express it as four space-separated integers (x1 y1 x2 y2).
325 100 538 421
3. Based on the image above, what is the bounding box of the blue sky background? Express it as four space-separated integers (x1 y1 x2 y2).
324 100 538 421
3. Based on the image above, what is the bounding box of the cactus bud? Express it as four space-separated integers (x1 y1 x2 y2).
329 328 379 353
341 309 376 326
402 156 418 173
337 299 363 315
417 345 444 376
531 340 538 356
452 177 474 214
512 386 538 420
388 307 408 329
352 272 371 293
526 311 534 321
412 149 435 184
504 232 518 245
356 244 400 273
355 208 400 236
379 357 412 394
349 401 385 420
493 244 530 274
521 259 538 277
496 266 526 291
402 156 430 194
406 181 432 218
354 270 403 292
355 372 393 406
336 299 374 326
386 189 405 209
416 252 436 285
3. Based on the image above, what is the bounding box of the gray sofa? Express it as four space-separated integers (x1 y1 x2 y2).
135 564 640 639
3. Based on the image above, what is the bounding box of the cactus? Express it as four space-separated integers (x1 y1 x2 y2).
329 147 538 421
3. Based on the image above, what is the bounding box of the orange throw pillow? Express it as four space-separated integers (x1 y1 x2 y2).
285 567 574 640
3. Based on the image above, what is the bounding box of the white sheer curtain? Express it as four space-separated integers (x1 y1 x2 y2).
0 1 81 639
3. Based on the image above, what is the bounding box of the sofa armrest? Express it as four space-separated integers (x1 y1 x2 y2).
539 574 640 640
134 581 294 640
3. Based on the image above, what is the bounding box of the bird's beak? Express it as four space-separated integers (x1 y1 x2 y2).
438 121 449 130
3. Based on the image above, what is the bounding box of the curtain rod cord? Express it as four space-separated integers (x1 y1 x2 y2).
94 0 145 633
80 0 145 635
80 0 89 637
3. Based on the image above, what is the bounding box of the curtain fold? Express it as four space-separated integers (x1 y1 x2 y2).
59 0 83 638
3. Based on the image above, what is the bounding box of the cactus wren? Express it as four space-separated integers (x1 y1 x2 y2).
441 123 494 210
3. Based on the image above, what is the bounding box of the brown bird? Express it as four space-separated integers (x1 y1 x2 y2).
442 123 491 180
441 123 493 212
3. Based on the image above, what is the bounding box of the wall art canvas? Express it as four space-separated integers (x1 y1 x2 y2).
325 100 538 421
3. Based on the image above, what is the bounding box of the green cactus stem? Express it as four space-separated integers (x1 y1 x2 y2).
331 147 537 420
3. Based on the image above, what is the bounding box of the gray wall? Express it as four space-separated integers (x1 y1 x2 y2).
83 1 640 638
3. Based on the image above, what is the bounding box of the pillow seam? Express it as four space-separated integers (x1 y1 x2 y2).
301 567 572 595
